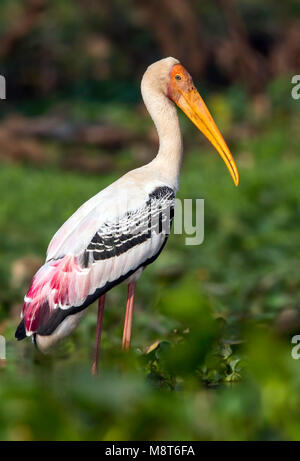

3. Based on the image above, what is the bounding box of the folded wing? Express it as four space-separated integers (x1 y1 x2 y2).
16 182 175 339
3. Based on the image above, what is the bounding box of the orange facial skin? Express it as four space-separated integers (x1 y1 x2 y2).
168 64 195 101
168 64 239 186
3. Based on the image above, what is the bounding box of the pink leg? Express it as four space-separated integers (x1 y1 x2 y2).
122 282 136 350
91 294 106 375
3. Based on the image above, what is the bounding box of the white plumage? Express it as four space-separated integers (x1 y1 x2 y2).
15 56 239 366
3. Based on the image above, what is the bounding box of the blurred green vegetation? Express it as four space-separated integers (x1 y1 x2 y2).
1 0 300 442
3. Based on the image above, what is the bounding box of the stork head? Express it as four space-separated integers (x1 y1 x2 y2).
142 57 239 187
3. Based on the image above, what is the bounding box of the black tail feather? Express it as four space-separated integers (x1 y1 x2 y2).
15 319 26 340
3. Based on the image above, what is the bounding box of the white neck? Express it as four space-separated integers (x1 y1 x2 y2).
142 83 183 190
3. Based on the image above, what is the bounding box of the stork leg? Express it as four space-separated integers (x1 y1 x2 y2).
122 282 136 350
91 294 106 375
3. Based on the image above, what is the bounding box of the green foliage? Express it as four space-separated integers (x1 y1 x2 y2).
1 0 300 441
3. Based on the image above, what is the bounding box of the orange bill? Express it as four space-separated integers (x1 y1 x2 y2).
168 64 239 186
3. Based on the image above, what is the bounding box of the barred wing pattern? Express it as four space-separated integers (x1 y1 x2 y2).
83 186 175 264
16 186 175 338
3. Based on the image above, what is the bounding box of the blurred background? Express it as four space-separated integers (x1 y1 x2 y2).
0 0 300 441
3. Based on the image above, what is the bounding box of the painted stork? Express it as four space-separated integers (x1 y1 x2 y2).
15 57 239 374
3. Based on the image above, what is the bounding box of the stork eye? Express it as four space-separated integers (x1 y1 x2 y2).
175 74 181 81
